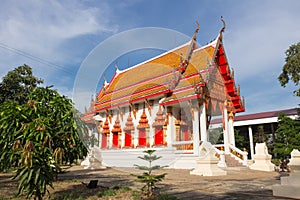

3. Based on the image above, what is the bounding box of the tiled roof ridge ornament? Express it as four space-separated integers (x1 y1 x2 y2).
168 69 181 91
180 20 200 74
167 21 200 94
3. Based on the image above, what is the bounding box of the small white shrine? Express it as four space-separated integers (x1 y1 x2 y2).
249 143 275 172
273 149 300 199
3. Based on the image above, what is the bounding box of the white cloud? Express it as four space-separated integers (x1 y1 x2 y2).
0 0 118 76
0 0 121 106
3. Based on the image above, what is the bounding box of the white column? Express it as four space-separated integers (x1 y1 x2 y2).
193 109 200 155
166 107 174 148
199 104 207 142
223 107 230 153
248 126 254 160
228 116 235 147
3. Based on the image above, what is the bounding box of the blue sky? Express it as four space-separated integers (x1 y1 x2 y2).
0 0 299 114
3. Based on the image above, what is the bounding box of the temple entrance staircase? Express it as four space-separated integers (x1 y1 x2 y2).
225 154 246 168
214 144 249 169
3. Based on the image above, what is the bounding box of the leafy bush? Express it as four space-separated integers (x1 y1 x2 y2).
0 87 88 199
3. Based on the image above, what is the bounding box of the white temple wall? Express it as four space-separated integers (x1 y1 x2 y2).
94 98 209 153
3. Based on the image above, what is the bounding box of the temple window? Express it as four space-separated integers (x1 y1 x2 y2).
137 109 150 147
123 113 134 148
152 106 167 146
173 109 193 151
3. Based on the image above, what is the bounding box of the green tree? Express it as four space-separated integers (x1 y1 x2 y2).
278 42 300 96
131 150 167 198
0 86 88 199
0 64 43 104
208 126 223 145
254 125 267 143
234 129 245 150
273 113 300 159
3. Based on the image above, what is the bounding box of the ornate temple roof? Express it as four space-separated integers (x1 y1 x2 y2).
83 20 245 119
95 39 219 110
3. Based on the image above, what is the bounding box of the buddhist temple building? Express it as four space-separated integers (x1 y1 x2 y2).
82 19 246 169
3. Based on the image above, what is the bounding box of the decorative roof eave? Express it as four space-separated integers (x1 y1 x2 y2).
207 17 245 114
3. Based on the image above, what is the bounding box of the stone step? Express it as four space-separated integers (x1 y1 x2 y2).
225 154 244 167
225 166 249 171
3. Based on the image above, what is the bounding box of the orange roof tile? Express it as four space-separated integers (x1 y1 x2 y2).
96 41 217 111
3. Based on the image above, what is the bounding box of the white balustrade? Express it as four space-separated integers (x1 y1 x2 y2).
229 144 248 166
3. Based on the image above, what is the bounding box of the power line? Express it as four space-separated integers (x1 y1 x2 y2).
0 42 75 75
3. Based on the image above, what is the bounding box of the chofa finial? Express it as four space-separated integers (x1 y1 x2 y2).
219 16 226 40
192 20 200 41
220 16 226 33
196 20 200 30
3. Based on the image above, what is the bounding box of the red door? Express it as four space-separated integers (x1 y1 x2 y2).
139 129 146 146
101 134 107 149
112 132 119 147
154 127 163 145
124 131 132 147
